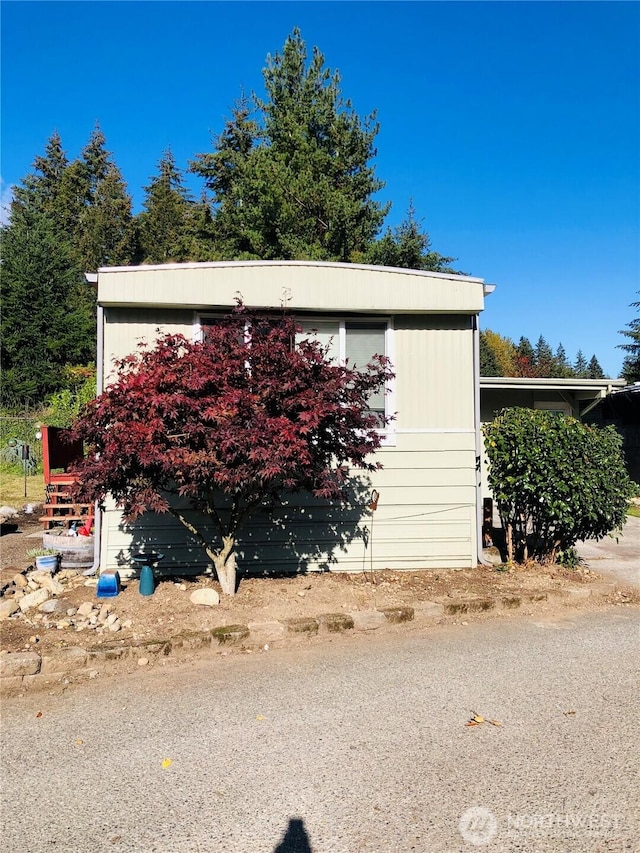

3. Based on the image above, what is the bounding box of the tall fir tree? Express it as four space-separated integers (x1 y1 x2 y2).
515 337 536 377
365 202 457 272
0 206 94 405
136 149 201 263
191 29 390 261
534 335 554 377
553 343 574 378
574 350 588 378
77 162 134 270
479 330 501 376
618 292 640 383
587 355 605 379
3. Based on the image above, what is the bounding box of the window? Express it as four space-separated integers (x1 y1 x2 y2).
298 317 394 434
195 313 395 441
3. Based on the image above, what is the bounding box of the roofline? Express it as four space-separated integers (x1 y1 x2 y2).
94 259 485 284
480 376 625 391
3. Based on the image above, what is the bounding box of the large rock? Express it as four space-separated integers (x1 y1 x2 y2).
0 651 41 678
18 588 50 613
0 599 19 620
30 572 65 596
190 588 220 607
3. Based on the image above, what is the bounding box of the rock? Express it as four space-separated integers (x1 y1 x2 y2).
349 610 386 631
108 621 121 633
66 607 77 617
138 657 149 666
247 621 286 643
35 574 65 596
40 647 87 674
39 599 69 614
106 613 118 626
56 620 71 629
0 599 19 620
121 619 133 629
190 588 220 607
18 588 50 613
77 601 95 617
0 651 41 678
27 580 39 591
13 574 28 589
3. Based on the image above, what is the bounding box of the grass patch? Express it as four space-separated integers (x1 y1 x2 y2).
0 464 45 506
627 503 640 519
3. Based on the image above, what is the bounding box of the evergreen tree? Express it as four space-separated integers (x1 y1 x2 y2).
515 337 536 377
11 131 68 220
618 292 640 383
0 207 94 405
587 355 605 379
77 162 134 270
136 150 201 263
553 343 575 378
574 350 588 378
534 335 554 377
365 202 457 272
191 29 389 261
479 330 501 376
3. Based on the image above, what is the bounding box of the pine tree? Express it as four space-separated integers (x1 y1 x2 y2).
534 335 554 377
618 292 640 383
479 331 501 376
77 162 134 270
365 202 457 272
587 355 605 379
11 132 68 220
553 343 575 378
191 29 389 261
136 150 200 263
0 207 93 405
574 350 588 378
515 337 536 377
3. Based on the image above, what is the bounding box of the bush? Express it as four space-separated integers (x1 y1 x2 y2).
483 408 634 563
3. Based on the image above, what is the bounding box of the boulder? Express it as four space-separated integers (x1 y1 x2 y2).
18 588 50 613
190 588 220 607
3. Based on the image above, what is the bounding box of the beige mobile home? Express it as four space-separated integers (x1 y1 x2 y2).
91 260 493 576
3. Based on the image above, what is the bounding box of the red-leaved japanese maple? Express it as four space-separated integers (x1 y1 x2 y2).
71 303 393 594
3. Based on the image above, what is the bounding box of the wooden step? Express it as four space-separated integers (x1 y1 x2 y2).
41 504 92 516
39 515 91 530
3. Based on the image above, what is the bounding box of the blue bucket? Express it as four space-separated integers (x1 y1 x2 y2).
96 572 121 598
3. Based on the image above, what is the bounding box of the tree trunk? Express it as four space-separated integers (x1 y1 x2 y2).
210 536 237 596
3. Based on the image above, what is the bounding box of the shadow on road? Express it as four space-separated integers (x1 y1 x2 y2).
273 817 314 853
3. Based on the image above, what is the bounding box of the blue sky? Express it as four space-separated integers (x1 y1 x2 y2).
2 1 638 377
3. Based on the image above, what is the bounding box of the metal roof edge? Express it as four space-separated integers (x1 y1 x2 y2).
479 377 625 391
96 259 485 284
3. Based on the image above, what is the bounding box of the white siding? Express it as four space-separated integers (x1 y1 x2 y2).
96 262 482 575
100 432 478 576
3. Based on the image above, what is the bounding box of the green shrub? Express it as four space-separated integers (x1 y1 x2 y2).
45 374 96 428
483 408 634 564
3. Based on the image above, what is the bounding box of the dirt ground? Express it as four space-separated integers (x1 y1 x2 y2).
1 508 637 657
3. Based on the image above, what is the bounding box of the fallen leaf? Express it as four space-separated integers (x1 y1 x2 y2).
488 719 502 727
465 721 481 727
256 715 265 721
35 711 42 718
563 710 576 716
75 739 84 745
470 713 485 723
161 758 172 769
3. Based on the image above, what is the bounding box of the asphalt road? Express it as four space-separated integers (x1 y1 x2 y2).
1 608 639 853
